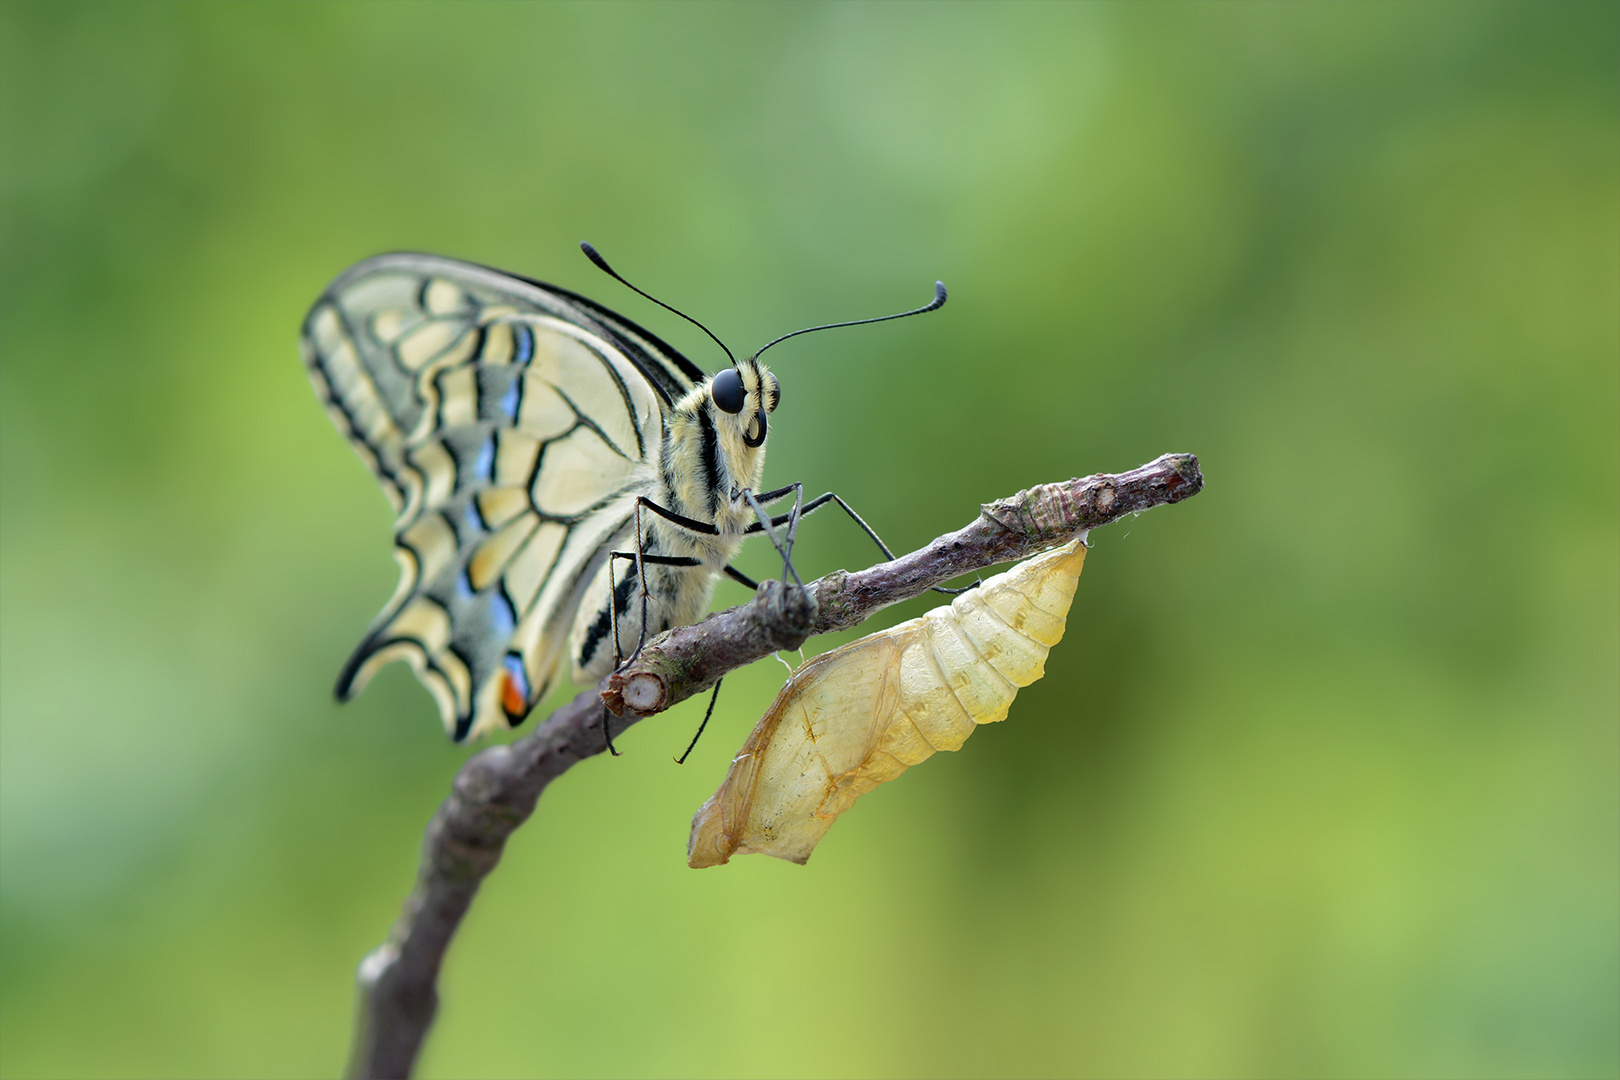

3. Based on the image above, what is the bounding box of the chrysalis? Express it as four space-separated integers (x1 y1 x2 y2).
688 538 1086 867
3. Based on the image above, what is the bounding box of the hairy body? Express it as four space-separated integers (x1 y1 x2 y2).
570 357 780 681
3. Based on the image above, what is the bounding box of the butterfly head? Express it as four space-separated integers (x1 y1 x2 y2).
709 357 780 449
578 241 941 457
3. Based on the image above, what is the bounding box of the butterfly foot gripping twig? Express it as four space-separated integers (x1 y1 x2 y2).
744 482 972 596
601 500 708 754
742 488 804 588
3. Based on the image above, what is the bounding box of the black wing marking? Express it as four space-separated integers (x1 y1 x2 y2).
301 254 693 740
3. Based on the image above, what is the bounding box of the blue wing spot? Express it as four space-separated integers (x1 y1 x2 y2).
474 436 495 483
457 571 477 600
513 324 535 364
491 591 516 638
500 374 521 421
464 500 484 534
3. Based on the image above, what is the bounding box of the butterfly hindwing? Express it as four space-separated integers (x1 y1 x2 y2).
301 254 698 740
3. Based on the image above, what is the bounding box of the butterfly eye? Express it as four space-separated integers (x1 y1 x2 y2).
712 368 745 414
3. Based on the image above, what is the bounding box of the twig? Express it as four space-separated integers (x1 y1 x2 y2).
346 452 1203 1079
603 453 1204 716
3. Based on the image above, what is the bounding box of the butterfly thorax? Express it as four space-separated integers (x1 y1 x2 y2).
567 358 779 684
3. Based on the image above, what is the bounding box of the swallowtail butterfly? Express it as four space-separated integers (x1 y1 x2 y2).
302 247 944 743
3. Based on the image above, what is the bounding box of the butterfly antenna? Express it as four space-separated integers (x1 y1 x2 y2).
753 281 947 360
580 242 736 366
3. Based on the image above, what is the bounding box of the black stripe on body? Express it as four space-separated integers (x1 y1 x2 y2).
696 408 722 519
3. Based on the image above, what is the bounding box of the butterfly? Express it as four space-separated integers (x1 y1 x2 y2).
688 538 1086 867
302 245 946 744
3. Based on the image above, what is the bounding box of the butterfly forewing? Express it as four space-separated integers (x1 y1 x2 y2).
302 254 699 741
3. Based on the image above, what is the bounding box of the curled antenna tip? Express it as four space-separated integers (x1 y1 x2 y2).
752 276 951 360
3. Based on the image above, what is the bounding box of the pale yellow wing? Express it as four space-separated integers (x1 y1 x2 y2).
688 539 1087 867
302 254 701 741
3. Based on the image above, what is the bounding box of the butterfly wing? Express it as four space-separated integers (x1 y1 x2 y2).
301 253 701 741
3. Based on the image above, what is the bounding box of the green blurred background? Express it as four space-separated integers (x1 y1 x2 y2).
1 3 1615 1077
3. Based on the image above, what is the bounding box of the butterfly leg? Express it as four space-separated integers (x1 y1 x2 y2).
607 550 703 665
777 485 809 573
746 486 978 596
627 493 800 588
674 677 724 765
600 541 626 755
603 497 722 680
723 564 759 589
592 529 702 757
623 499 657 673
741 489 804 588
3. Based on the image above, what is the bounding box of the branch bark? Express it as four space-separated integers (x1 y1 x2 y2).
346 452 1203 1079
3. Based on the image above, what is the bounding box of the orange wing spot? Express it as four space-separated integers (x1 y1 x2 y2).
500 670 527 718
